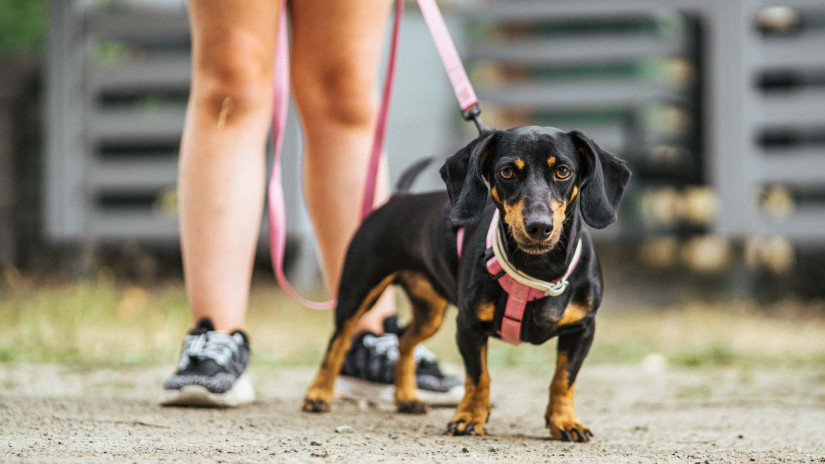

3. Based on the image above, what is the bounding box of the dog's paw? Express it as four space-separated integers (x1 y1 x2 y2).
444 409 490 437
302 397 330 413
397 399 428 415
444 418 485 436
302 390 332 413
546 416 593 443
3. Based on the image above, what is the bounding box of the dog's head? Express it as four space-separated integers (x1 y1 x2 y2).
440 126 631 255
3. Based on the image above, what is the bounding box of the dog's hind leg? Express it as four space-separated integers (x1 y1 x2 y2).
302 272 397 413
393 271 449 414
446 314 491 436
545 318 595 442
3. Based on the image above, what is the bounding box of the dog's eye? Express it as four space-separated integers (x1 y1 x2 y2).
555 166 572 180
499 167 515 180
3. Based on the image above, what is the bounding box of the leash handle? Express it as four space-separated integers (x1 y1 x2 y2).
416 0 485 134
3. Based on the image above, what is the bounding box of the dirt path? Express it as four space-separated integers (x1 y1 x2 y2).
2 363 824 463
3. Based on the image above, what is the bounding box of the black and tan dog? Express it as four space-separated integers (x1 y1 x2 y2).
302 126 630 441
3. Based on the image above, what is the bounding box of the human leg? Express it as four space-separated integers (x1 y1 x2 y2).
178 0 280 332
162 0 279 407
289 0 395 335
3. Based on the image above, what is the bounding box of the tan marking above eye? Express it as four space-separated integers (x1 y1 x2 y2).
514 158 525 170
555 166 572 179
499 167 515 180
547 156 557 167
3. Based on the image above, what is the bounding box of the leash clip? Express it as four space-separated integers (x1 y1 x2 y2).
461 103 486 134
545 280 569 297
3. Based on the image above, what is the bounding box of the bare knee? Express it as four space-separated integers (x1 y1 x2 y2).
292 59 377 129
190 32 274 123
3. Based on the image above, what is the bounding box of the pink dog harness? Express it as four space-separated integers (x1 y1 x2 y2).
457 211 583 344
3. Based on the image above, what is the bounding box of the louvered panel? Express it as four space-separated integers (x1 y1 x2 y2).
85 9 189 41
470 36 688 65
758 90 825 127
760 209 825 242
87 107 186 141
89 56 191 92
755 149 825 185
479 81 685 110
88 158 178 192
760 33 825 69
90 211 179 241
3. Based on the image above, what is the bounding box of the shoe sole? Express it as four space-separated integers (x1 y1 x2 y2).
160 373 255 407
335 376 463 407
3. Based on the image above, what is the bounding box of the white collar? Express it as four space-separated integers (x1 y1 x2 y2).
488 209 583 297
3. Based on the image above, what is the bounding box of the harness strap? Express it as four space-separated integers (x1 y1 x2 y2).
268 0 481 309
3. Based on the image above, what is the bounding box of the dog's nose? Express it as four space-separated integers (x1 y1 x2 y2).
524 217 553 240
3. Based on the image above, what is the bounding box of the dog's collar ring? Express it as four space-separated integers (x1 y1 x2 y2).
545 280 569 297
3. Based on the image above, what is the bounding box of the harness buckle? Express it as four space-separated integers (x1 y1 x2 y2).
461 103 486 134
545 280 569 297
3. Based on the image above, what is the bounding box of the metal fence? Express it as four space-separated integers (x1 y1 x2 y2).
44 0 825 275
45 0 459 248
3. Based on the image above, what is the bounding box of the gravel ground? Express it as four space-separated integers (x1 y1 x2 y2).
2 363 825 463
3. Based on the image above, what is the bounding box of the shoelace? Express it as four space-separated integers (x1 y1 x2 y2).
179 332 243 368
362 334 439 365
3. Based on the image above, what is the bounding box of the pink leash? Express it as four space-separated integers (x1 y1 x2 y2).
268 0 483 309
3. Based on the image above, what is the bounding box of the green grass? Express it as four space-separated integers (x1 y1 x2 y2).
0 0 45 53
2 269 825 370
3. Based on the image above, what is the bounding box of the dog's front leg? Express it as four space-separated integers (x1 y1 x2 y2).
445 319 490 436
545 319 595 442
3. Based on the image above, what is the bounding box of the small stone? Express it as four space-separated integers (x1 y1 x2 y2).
738 434 744 439
462 447 470 453
311 441 322 446
335 425 353 434
489 445 499 452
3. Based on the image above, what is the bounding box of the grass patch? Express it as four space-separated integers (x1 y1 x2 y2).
2 272 825 370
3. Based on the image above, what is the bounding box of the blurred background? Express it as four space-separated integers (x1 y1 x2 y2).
1 0 825 372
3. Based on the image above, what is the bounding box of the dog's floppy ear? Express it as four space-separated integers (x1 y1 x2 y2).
569 130 632 229
439 130 498 226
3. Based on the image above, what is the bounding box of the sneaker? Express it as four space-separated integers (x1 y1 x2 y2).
336 316 463 406
160 318 255 407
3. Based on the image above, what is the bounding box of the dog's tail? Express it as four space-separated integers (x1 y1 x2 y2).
394 157 434 193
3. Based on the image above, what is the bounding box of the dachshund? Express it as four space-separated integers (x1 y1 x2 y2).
302 126 631 441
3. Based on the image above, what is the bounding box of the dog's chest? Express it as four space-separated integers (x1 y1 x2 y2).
490 289 583 344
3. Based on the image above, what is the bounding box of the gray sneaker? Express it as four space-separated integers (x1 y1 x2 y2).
336 316 463 406
160 318 254 407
